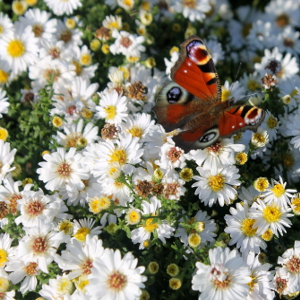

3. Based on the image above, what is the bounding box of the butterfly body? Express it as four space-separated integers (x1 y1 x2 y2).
153 36 265 152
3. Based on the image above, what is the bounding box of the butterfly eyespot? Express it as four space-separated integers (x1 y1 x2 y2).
167 87 182 103
194 127 220 149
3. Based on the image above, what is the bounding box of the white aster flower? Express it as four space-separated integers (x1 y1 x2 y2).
273 266 294 297
39 40 72 63
186 139 245 171
37 147 89 192
0 25 39 76
0 13 14 39
170 0 211 22
72 219 102 243
192 247 251 300
88 248 147 300
55 235 104 279
192 166 241 207
162 169 186 200
245 252 275 300
102 15 122 31
259 110 279 142
262 176 296 209
44 0 82 16
95 89 128 124
0 141 16 182
131 196 175 249
110 30 145 59
224 201 267 255
251 128 269 148
249 199 293 237
16 221 65 273
0 233 13 268
175 210 217 249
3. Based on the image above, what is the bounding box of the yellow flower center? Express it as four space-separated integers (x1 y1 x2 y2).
292 197 300 215
253 177 269 192
0 249 8 267
58 220 73 235
291 89 299 99
252 132 265 143
208 174 226 192
7 39 25 57
73 60 82 76
0 128 8 141
0 25 3 34
263 204 282 223
0 70 9 84
247 79 260 91
127 210 141 224
221 89 231 102
104 105 116 120
235 152 248 165
57 278 73 294
271 184 285 197
241 218 257 236
127 126 143 138
0 277 9 292
108 148 127 165
144 218 158 233
261 228 273 241
247 273 257 291
80 54 92 66
266 116 277 129
188 233 201 247
74 227 90 242
123 0 133 8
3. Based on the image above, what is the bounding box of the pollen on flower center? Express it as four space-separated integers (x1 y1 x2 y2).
31 236 48 254
221 89 231 102
266 116 278 129
74 227 90 242
212 274 230 289
24 262 38 276
271 184 285 197
120 37 132 48
104 105 117 120
167 147 182 162
25 200 45 216
286 256 300 274
127 126 143 138
107 271 127 291
0 70 9 84
263 205 282 223
207 142 222 153
64 132 82 148
7 39 25 57
32 24 44 37
241 218 257 236
81 54 92 66
56 162 72 178
144 218 158 232
183 0 197 8
49 47 61 59
81 258 93 275
59 30 72 43
208 174 226 192
252 133 265 143
108 148 127 165
0 249 8 267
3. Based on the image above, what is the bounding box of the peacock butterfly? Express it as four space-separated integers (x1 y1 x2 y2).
153 36 265 152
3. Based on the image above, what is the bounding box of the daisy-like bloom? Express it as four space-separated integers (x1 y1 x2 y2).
39 273 73 299
72 219 102 243
5 259 40 294
175 210 217 249
170 0 210 22
0 269 15 298
192 247 251 300
224 202 267 255
254 47 299 81
277 240 300 293
0 60 12 87
119 113 155 142
54 119 99 149
16 221 66 273
88 248 147 300
264 0 300 31
117 0 134 10
110 30 145 59
259 110 279 142
0 13 14 39
273 266 294 298
253 177 269 192
249 199 293 237
251 128 269 148
44 0 82 16
156 143 186 172
0 89 9 118
0 141 16 182
102 15 122 31
192 166 241 207
162 169 186 200
0 233 13 268
0 25 39 76
14 189 61 227
88 132 143 178
131 196 175 249
277 26 300 56
37 147 89 192
244 252 275 300
262 176 296 209
221 80 246 102
55 235 104 279
185 139 245 171
95 89 128 124
17 8 57 45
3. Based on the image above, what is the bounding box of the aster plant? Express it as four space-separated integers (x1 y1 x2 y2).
1 0 300 299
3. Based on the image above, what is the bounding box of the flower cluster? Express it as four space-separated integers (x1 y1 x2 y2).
1 0 300 299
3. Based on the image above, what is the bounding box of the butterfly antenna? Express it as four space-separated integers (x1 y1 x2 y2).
230 62 242 92
236 91 265 101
